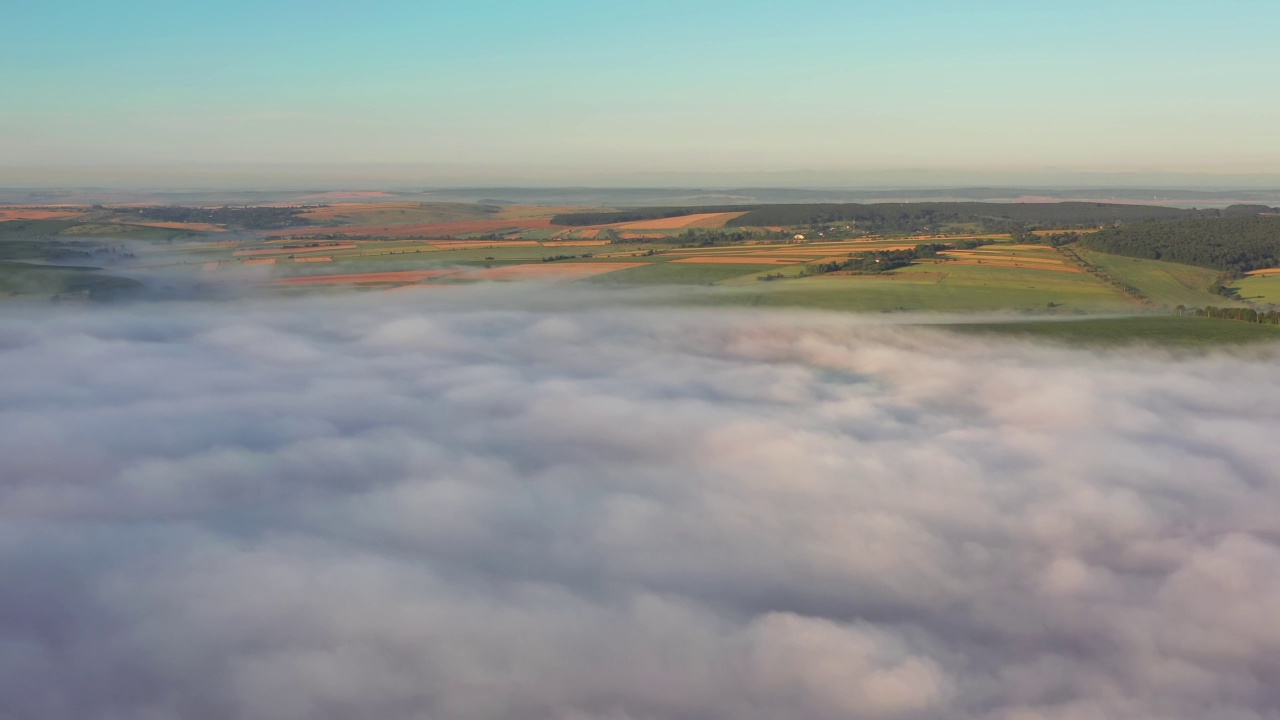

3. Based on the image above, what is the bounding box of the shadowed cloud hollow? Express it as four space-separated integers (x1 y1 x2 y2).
2 294 1280 720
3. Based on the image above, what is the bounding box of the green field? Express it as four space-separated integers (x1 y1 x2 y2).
698 262 1132 312
57 223 204 240
0 261 143 299
1230 274 1280 304
1079 250 1240 308
0 217 212 261
264 243 590 272
940 315 1280 346
0 218 78 239
302 202 500 227
589 261 775 285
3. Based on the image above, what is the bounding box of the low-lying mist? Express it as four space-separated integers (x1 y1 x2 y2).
3 288 1279 720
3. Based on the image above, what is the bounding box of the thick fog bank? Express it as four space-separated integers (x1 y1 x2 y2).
2 295 1280 720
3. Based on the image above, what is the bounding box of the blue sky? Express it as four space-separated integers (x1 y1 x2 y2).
3 0 1278 177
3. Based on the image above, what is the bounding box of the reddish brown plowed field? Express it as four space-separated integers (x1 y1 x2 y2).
0 210 87 221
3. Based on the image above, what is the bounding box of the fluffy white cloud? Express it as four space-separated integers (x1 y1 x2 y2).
2 292 1279 720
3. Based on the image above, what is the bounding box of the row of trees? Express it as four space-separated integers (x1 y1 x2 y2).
1178 305 1280 325
1004 229 1084 246
1057 245 1151 305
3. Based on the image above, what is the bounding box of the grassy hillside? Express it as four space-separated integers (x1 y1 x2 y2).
1 217 212 245
1231 274 1280 304
58 223 208 240
588 262 776 285
691 262 1131 313
1078 250 1242 308
0 261 143 300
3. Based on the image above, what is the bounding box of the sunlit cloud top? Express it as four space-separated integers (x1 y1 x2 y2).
3 293 1280 718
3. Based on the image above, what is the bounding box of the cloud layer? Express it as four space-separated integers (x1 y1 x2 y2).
3 293 1280 720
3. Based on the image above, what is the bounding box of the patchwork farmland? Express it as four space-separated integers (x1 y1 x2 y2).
2 197 1278 330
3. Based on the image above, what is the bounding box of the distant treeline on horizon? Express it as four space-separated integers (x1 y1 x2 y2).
552 202 1277 231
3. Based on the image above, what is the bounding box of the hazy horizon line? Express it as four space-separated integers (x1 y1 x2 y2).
4 164 1280 193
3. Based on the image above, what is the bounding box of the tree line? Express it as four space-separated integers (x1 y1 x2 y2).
1179 305 1280 325
803 244 947 276
675 229 758 247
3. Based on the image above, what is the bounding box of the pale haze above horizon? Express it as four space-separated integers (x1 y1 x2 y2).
3 0 1279 184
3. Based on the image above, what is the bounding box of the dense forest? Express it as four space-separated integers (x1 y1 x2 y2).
121 206 313 229
1078 216 1280 273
